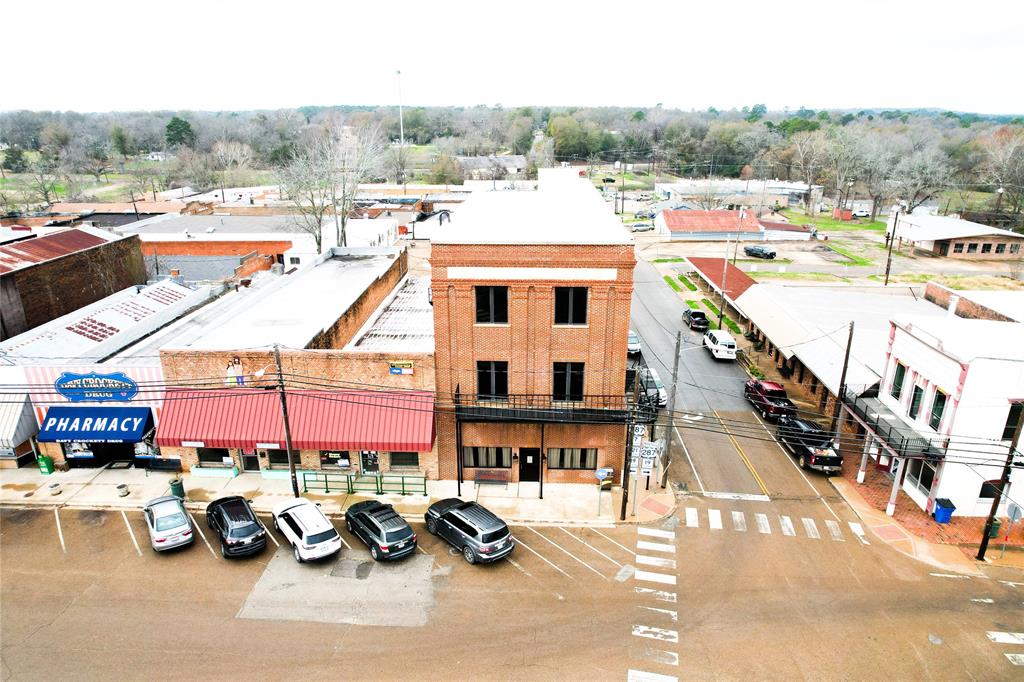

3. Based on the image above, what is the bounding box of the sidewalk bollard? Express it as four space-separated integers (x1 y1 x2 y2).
116 484 129 498
49 482 62 496
169 478 185 499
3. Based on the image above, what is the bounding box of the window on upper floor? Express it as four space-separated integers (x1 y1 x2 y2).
553 362 585 402
475 286 508 324
1002 401 1024 441
908 385 924 420
554 287 588 325
477 361 508 401
890 362 907 401
929 390 947 431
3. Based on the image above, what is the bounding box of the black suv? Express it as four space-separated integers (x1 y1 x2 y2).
776 416 843 473
744 245 776 259
345 500 417 561
683 309 710 332
205 496 267 558
425 499 514 564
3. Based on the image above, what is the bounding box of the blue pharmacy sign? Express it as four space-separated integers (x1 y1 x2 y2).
54 372 139 402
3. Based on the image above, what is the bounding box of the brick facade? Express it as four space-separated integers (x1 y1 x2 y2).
932 235 1024 260
140 240 295 259
923 281 1017 322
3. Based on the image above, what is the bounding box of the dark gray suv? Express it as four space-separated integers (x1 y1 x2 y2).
425 499 514 564
345 500 417 561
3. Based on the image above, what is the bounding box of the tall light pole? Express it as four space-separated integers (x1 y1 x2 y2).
995 186 1005 213
396 69 405 147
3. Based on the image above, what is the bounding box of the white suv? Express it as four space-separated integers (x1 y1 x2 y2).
272 498 343 563
703 330 737 361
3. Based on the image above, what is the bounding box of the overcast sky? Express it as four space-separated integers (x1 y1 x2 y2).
5 0 1022 114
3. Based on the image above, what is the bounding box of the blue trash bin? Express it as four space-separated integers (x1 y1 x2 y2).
934 498 955 524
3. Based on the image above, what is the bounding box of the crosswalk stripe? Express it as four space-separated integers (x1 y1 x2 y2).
632 625 679 643
685 507 699 528
731 511 747 532
637 555 677 569
639 527 675 540
628 669 678 682
708 509 723 530
779 516 796 536
755 513 771 534
802 518 820 539
1006 653 1024 666
635 570 677 586
638 605 678 622
825 519 844 541
637 648 680 667
635 587 677 603
848 522 870 545
987 631 1024 644
637 540 675 554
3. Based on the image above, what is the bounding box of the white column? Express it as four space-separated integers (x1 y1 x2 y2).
857 434 873 484
886 457 903 516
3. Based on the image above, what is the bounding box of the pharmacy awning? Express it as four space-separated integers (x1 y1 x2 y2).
155 388 435 452
37 406 153 443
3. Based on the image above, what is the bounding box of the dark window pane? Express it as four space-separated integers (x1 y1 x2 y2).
572 287 588 324
268 449 290 466
554 287 588 325
1003 402 1024 441
475 286 508 324
929 391 947 431
197 447 230 464
477 361 508 400
553 362 584 401
554 288 570 324
891 363 906 400
908 385 924 420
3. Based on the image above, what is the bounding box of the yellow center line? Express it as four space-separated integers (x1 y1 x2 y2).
713 410 771 497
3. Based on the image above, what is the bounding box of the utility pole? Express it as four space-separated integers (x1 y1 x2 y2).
620 417 634 521
661 331 682 489
884 205 902 286
272 344 300 497
977 412 1023 561
830 322 855 443
128 190 141 222
396 70 405 147
718 236 730 330
618 156 626 215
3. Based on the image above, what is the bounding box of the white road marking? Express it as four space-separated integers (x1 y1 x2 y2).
639 527 676 540
635 570 677 586
637 540 675 554
848 522 870 545
802 517 820 540
731 511 747 532
1006 653 1024 666
187 512 217 558
53 508 66 554
558 527 622 567
987 632 1024 644
514 537 575 581
676 426 705 494
121 510 142 556
635 587 677 603
632 625 679 644
638 605 678 622
755 513 771 534
999 580 1024 588
825 519 844 541
593 528 636 556
637 648 680 666
708 508 723 530
260 518 279 548
971 598 994 603
526 527 606 579
702 491 771 502
750 411 841 521
685 507 699 528
779 515 796 537
930 573 971 579
628 668 678 682
637 555 677 570
508 557 565 602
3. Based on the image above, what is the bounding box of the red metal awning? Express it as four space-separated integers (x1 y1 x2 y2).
156 388 435 452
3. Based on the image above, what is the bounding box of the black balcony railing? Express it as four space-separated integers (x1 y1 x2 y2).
841 386 945 460
454 385 658 425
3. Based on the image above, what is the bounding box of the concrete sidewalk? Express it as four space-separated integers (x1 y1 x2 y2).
0 466 675 526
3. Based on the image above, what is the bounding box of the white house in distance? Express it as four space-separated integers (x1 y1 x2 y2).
887 211 1024 261
846 316 1024 518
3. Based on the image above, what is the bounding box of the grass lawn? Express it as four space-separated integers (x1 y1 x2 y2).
735 257 794 264
825 242 874 266
779 208 886 232
685 299 700 309
663 275 682 292
678 274 698 291
867 274 1024 290
752 271 851 282
653 257 687 263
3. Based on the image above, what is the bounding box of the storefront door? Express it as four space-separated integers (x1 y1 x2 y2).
360 451 379 474
519 448 540 482
241 450 260 472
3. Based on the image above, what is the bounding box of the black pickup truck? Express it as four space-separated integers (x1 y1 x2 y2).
683 309 710 332
776 416 844 473
744 379 796 421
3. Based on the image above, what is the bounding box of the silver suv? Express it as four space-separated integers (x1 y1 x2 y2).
425 499 514 564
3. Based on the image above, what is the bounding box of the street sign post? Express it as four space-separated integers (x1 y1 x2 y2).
595 467 613 516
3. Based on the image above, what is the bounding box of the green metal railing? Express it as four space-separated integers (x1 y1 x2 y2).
301 471 427 496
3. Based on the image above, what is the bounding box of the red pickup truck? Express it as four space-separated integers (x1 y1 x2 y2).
744 380 797 421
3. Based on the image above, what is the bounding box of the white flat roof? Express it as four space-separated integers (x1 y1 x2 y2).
432 169 632 246
891 213 1023 241
118 213 303 235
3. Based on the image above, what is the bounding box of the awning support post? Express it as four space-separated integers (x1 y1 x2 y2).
858 434 873 484
886 457 902 516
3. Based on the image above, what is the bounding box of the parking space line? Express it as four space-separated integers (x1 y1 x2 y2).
638 605 678 622
263 519 279 547
526 526 606 579
779 516 796 537
638 648 680 667
987 632 1024 644
1005 653 1024 666
593 528 637 556
755 513 771 534
848 521 870 545
187 512 217 558
558 527 622 567
638 527 675 540
676 425 705 494
637 555 677 570
825 519 844 541
121 510 142 556
637 540 674 554
732 511 747 532
802 517 820 540
708 508 723 530
53 508 66 554
514 537 575 581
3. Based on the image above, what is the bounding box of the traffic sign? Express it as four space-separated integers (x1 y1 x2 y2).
1010 503 1022 523
595 467 613 481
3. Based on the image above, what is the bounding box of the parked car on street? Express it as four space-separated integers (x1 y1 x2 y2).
683 309 710 332
645 367 668 407
631 222 654 232
852 209 871 218
744 245 776 259
425 499 514 564
206 496 267 558
143 496 194 552
272 498 343 563
345 500 417 561
628 329 642 355
744 379 797 421
776 416 844 473
703 330 737 360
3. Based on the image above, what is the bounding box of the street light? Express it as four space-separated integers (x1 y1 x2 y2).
995 186 1005 213
396 69 404 147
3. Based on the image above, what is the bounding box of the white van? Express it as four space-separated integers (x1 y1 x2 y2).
703 330 737 361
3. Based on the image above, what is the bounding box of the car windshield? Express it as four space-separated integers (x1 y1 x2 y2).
723 342 736 349
628 332 639 343
155 512 187 531
306 528 338 545
228 522 261 538
385 527 414 543
691 312 706 319
481 526 510 544
765 390 788 399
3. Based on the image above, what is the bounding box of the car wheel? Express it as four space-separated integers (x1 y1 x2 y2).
346 519 353 533
293 545 304 563
798 455 808 470
221 543 229 559
427 517 437 535
207 515 213 529
760 407 768 420
463 546 476 564
370 545 380 561
273 517 279 531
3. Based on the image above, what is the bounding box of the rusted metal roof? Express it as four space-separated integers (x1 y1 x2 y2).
0 229 112 274
687 257 757 301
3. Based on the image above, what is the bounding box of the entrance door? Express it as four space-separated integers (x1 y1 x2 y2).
241 451 260 472
361 451 379 474
519 448 541 482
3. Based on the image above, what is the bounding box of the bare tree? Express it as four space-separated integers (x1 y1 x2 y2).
212 139 253 170
888 145 953 213
691 179 728 210
25 157 62 205
319 124 385 248
825 127 862 209
789 130 828 213
981 126 1024 214
855 133 899 221
385 143 410 184
278 145 333 254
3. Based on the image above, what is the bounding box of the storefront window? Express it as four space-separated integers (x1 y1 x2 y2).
890 362 906 400
547 448 597 469
197 448 231 466
267 449 290 468
390 452 419 468
906 458 936 497
320 451 351 468
462 446 512 468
